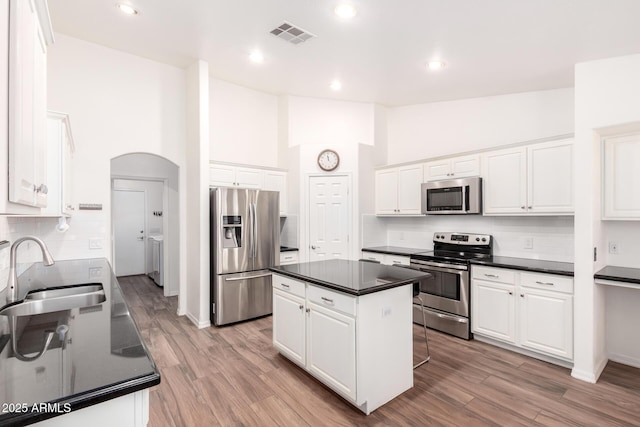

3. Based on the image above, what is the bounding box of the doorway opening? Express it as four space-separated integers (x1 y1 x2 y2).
110 153 179 300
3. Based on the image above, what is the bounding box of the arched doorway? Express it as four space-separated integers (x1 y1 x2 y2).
110 153 180 299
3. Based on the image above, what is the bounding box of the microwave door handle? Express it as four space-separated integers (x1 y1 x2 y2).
463 185 469 212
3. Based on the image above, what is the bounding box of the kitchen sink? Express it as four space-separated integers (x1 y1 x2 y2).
0 283 106 316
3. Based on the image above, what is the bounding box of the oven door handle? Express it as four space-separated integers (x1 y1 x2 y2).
410 261 467 273
418 306 469 324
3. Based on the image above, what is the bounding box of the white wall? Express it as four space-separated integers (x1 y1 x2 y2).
387 88 574 164
19 34 189 311
573 53 640 382
362 215 574 262
210 79 278 167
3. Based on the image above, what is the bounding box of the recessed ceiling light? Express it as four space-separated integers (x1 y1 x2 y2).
117 3 138 15
249 50 264 63
334 4 357 19
330 80 342 91
427 61 446 71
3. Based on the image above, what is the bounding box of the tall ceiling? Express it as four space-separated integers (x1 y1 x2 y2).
47 0 640 106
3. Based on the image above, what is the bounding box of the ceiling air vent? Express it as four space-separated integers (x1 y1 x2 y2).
270 22 316 45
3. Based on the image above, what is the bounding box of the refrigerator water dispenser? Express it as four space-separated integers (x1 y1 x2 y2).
222 215 242 248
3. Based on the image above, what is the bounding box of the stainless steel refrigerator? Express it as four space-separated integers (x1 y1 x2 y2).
210 187 280 326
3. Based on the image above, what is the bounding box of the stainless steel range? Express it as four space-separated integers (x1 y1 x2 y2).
410 232 492 340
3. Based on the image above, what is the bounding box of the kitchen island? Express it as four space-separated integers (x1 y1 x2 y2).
270 259 430 415
0 258 160 427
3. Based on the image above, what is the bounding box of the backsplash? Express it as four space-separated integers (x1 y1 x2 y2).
0 213 109 293
362 214 574 262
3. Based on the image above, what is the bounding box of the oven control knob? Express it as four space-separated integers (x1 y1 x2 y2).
481 238 487 242
476 237 480 242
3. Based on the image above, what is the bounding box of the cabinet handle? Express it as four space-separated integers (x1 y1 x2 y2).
508 291 513 295
520 206 526 210
368 257 377 260
528 206 532 209
280 283 290 288
284 256 293 260
520 294 525 297
484 273 499 278
299 304 304 310
321 297 334 304
535 281 555 286
306 308 310 313
392 261 402 264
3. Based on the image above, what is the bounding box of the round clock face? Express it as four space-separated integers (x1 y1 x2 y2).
317 149 340 171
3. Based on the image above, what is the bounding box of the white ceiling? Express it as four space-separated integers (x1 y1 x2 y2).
47 0 640 106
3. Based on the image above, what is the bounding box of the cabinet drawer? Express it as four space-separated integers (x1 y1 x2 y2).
472 266 516 284
520 272 573 294
384 254 410 266
272 274 305 298
361 251 384 263
280 251 299 265
307 285 356 317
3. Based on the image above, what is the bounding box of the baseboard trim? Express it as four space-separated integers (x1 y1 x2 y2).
186 312 211 329
571 356 608 383
473 335 573 369
608 353 640 369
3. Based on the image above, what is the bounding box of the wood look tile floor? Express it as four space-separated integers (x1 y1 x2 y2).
119 275 640 427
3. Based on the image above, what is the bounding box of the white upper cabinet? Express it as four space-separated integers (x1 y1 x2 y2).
603 133 640 219
263 170 287 215
209 162 288 214
5 0 53 210
44 112 75 217
482 139 573 215
423 154 480 181
1 0 53 213
375 164 422 215
209 164 263 188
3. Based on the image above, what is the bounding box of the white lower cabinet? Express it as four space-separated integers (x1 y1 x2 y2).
279 250 299 265
271 273 413 415
360 251 410 266
471 266 574 362
307 301 356 400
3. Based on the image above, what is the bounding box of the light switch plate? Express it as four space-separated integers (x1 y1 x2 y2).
89 239 102 249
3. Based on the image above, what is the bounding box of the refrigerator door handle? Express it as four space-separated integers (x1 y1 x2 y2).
248 201 254 259
252 202 258 259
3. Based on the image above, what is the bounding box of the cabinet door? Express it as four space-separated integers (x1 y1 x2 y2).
375 169 398 215
307 301 356 400
482 147 527 214
451 154 480 178
273 289 306 366
397 165 423 214
603 133 640 219
8 0 48 207
519 289 573 360
471 280 516 344
61 118 75 215
423 159 451 181
235 166 263 188
263 171 286 215
527 140 573 214
209 165 236 187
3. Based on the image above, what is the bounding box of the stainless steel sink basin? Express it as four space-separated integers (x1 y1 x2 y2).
0 283 106 316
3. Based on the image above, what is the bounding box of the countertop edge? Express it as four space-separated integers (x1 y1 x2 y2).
594 274 640 285
361 247 428 256
469 259 574 277
270 267 427 296
9 372 161 427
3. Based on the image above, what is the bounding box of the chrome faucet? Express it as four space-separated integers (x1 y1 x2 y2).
7 236 55 303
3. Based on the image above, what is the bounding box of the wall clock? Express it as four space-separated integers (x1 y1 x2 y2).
317 149 340 171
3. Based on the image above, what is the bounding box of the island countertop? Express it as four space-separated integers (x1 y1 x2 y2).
0 258 160 426
270 259 430 296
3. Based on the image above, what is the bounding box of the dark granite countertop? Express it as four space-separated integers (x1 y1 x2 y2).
280 246 298 252
270 259 430 296
361 246 429 256
469 256 574 277
0 258 160 426
594 266 640 286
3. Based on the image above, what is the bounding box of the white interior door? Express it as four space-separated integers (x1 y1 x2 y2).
308 175 350 261
113 189 146 276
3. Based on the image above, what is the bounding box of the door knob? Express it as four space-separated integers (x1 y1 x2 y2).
311 245 316 250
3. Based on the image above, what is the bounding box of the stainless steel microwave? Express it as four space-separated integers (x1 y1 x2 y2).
421 177 482 215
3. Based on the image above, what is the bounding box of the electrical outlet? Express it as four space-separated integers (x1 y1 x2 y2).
609 241 619 254
523 237 533 249
89 239 102 249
